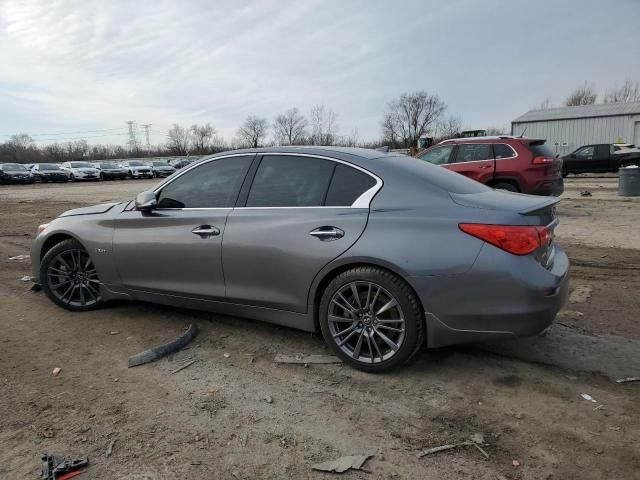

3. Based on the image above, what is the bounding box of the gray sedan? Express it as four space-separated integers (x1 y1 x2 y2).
31 147 569 372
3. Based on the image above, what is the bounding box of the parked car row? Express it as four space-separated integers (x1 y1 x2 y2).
0 159 195 184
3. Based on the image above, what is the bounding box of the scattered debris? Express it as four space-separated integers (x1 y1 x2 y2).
106 437 117 456
512 459 521 468
417 434 489 459
594 404 604 411
616 377 640 384
169 360 196 375
109 331 120 335
52 368 62 377
20 275 31 282
41 454 88 480
580 190 592 197
240 433 248 448
274 353 343 365
569 285 593 304
580 393 597 403
30 283 42 292
128 324 197 368
8 254 29 260
264 395 273 404
190 460 202 466
223 353 231 358
312 453 373 473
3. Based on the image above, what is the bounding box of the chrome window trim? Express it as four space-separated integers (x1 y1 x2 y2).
152 151 382 210
493 143 518 161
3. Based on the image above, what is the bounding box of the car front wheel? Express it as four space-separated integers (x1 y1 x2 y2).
40 239 104 311
319 266 424 373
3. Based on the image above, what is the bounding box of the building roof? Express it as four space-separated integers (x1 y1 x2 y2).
513 101 640 123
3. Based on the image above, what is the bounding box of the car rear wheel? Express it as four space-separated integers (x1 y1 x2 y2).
319 267 424 373
40 239 103 311
492 182 519 192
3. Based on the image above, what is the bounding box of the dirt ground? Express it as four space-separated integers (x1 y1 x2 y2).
1 176 639 479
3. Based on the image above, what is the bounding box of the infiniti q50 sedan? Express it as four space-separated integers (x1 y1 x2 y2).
31 146 569 372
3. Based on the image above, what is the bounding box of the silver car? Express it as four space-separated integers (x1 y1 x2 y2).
31 147 569 372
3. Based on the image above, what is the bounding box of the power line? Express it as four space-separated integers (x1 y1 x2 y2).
31 132 129 143
0 127 127 137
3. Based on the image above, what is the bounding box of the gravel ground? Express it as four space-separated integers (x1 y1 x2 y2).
1 176 639 479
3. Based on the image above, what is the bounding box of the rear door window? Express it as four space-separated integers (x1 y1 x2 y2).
418 146 455 165
325 164 376 206
246 155 334 207
493 144 517 159
157 156 251 208
454 144 493 163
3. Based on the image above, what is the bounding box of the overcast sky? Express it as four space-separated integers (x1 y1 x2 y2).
1 0 639 146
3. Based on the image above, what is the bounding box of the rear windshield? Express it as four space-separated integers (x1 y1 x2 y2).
38 163 60 170
384 155 488 194
70 162 93 168
527 141 556 158
2 164 27 171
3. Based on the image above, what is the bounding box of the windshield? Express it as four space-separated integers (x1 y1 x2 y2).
38 163 60 170
70 162 93 168
153 161 168 166
128 161 144 166
100 163 118 169
2 164 27 172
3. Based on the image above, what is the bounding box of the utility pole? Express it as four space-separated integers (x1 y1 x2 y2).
142 124 152 150
125 121 138 153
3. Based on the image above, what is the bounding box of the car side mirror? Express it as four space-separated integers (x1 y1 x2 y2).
135 191 157 212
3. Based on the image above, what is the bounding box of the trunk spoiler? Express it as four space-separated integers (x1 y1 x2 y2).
449 191 561 215
518 196 560 215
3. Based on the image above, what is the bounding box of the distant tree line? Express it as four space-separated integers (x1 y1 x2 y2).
535 78 640 109
3 91 515 164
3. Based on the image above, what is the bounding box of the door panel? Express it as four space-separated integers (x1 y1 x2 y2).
222 208 368 313
113 209 230 299
447 144 495 183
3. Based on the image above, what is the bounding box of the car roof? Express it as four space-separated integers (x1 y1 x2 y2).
438 136 544 145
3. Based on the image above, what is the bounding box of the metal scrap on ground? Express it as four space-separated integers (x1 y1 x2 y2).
128 324 197 368
616 377 640 384
274 353 343 364
417 433 489 459
311 453 373 473
8 254 29 260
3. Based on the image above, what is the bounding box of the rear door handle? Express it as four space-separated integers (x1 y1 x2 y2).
192 225 220 237
479 165 491 169
309 226 344 241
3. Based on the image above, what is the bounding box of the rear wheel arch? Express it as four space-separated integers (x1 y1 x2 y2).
487 178 521 192
311 261 426 334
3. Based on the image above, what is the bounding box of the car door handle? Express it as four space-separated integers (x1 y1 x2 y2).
479 165 492 169
191 225 220 237
309 226 344 241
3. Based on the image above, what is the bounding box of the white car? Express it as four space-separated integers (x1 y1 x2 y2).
60 161 101 181
120 160 154 179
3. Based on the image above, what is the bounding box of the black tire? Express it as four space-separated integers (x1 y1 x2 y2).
319 266 425 373
40 239 104 312
492 182 519 192
70 174 75 182
562 169 569 178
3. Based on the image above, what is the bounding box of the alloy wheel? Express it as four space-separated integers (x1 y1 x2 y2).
328 281 405 363
46 248 102 307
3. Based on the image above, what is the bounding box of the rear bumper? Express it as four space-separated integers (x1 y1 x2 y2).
409 244 570 348
530 178 564 196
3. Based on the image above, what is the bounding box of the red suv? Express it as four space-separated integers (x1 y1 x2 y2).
415 136 564 196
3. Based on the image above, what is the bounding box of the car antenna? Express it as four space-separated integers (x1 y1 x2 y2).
518 126 528 138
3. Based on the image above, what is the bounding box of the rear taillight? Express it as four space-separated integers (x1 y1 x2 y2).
532 156 554 165
459 223 551 256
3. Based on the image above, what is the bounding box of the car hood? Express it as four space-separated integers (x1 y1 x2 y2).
59 202 119 218
128 165 150 169
3 171 30 176
450 190 560 215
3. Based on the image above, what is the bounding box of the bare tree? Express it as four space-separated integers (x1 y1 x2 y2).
273 108 308 145
309 105 339 145
437 115 463 140
603 79 640 103
189 123 218 153
564 84 597 106
65 140 89 160
237 116 268 148
166 124 191 155
381 91 446 149
485 126 508 135
535 97 554 110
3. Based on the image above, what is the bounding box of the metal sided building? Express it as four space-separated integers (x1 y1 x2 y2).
511 102 640 156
